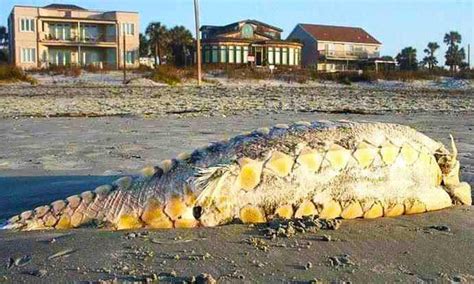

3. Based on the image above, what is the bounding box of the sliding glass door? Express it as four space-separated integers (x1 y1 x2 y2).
49 49 72 65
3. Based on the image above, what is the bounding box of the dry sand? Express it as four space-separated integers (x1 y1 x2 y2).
0 84 472 118
0 111 473 283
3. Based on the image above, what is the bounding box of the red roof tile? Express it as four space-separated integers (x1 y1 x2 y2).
300 24 381 44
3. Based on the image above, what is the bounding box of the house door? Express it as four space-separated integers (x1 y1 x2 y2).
49 49 71 65
256 51 262 66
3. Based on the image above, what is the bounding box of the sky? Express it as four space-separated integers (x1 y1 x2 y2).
1 0 472 64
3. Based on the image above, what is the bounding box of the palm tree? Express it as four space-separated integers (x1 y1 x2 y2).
445 45 466 73
145 22 168 66
168 26 194 66
139 33 149 57
443 31 461 47
0 26 8 63
422 42 439 70
443 31 464 72
396 47 418 71
0 26 7 46
168 26 193 46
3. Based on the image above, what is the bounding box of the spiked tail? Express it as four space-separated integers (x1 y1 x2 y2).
3 176 141 231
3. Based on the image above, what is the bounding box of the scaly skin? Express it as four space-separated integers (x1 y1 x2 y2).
4 120 472 231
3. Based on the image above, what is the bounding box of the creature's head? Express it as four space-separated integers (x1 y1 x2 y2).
436 135 471 205
436 135 460 186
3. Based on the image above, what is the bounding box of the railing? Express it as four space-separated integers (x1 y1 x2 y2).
40 33 116 44
38 10 105 20
81 35 116 43
318 50 379 59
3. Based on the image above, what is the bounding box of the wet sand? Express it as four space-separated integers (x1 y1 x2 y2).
0 112 473 282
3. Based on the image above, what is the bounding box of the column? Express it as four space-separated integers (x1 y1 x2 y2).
78 21 81 66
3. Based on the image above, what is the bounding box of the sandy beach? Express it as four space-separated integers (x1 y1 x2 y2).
0 82 472 119
0 83 473 283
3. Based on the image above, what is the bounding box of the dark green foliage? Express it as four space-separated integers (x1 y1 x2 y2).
0 25 8 63
145 22 169 67
445 45 466 72
396 47 418 71
422 42 440 70
443 31 466 72
0 49 8 63
143 23 195 68
139 33 150 57
168 26 194 67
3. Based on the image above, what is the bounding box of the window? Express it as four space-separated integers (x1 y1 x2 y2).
82 50 101 65
228 46 235 63
274 48 281 64
288 48 294 65
20 18 35 32
267 47 274 64
121 23 135 35
50 23 71 40
211 46 218 63
82 25 99 41
220 46 227 63
126 51 135 64
204 46 210 63
295 48 300 65
282 48 288 65
21 48 36 63
243 46 249 63
241 24 254 39
235 46 242 63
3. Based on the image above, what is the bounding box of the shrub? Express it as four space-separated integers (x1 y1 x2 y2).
0 65 37 84
223 65 270 80
147 65 182 85
84 64 110 74
454 69 474 79
313 71 376 84
310 70 456 83
133 64 154 73
374 70 434 81
41 65 82 77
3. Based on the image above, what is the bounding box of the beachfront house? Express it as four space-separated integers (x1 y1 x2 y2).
200 20 302 67
8 3 139 69
287 23 392 72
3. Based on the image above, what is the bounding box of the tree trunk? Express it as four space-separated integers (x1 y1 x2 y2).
154 43 158 69
157 44 162 65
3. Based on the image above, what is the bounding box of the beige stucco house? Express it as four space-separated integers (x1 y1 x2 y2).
287 23 389 72
8 4 139 69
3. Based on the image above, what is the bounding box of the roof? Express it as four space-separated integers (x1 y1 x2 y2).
299 24 381 44
201 19 283 33
43 4 87 10
202 37 302 46
10 4 138 15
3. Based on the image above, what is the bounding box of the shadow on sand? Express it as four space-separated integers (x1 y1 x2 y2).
0 175 122 221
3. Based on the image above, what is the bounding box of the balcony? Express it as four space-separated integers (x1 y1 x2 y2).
39 32 116 46
318 50 380 60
